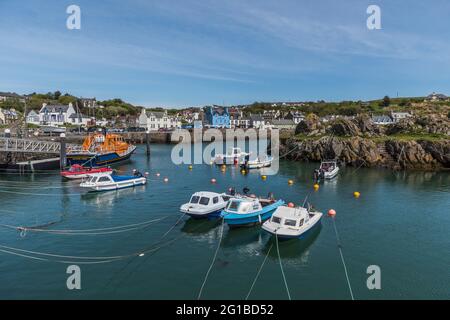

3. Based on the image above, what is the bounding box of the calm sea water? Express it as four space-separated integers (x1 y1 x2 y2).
0 144 448 300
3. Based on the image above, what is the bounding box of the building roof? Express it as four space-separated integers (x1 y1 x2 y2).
145 110 166 118
372 115 393 123
41 104 72 113
426 92 448 100
270 119 296 125
27 110 39 116
69 113 90 119
0 92 24 98
249 114 264 121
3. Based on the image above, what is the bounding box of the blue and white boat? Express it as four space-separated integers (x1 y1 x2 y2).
80 171 146 192
220 196 285 227
180 191 233 219
262 205 322 240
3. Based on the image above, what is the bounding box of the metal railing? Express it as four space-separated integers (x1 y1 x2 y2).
0 137 78 154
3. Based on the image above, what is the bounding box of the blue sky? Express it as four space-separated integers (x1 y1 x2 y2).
1 0 449 107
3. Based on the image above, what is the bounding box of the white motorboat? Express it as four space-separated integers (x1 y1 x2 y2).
214 147 249 165
262 205 322 240
80 171 146 192
242 154 273 169
180 191 233 218
314 160 339 181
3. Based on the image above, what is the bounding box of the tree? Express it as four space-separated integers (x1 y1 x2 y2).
382 96 391 107
54 90 62 100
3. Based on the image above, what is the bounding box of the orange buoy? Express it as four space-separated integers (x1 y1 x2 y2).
353 191 361 198
288 202 295 208
211 178 217 183
328 209 336 217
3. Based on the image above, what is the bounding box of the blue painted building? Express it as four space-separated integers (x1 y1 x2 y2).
203 106 230 128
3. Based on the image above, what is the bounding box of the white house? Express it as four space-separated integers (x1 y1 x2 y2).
68 113 91 127
26 110 40 125
270 119 296 130
39 103 76 126
372 115 394 125
285 111 305 124
139 108 181 131
391 111 412 123
425 92 449 102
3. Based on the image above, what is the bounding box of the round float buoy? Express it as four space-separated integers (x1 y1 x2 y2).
211 178 217 183
241 169 246 175
353 191 361 198
156 173 161 177
144 172 149 177
288 179 294 185
288 202 295 208
188 165 193 170
163 177 169 183
261 175 267 181
328 209 336 217
313 183 320 191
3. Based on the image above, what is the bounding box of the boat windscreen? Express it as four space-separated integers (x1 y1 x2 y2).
284 219 297 227
271 216 281 224
190 196 200 204
227 200 240 211
199 197 210 205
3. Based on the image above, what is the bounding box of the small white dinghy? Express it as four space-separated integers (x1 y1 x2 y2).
242 154 273 169
180 191 232 218
262 205 322 240
214 147 249 165
80 171 147 192
314 160 339 181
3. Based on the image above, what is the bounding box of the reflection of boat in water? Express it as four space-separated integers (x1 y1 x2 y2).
221 226 264 249
262 225 322 265
80 185 146 207
180 218 222 235
66 133 136 167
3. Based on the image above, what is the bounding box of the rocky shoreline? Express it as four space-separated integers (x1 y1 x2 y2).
281 114 450 171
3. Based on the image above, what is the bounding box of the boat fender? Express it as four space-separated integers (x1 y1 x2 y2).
258 215 262 224
288 202 295 208
328 209 336 217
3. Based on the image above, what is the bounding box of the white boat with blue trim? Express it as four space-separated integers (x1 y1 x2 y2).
80 171 147 192
220 195 285 227
180 191 234 219
262 204 322 240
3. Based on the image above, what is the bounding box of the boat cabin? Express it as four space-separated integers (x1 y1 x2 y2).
319 161 337 172
189 192 229 207
269 207 311 229
225 197 274 215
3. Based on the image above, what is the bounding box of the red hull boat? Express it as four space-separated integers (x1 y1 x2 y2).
60 164 113 180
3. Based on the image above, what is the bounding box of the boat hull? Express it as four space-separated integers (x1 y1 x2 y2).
67 146 136 167
80 177 146 192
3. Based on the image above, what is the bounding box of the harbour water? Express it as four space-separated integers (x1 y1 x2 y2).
0 144 449 299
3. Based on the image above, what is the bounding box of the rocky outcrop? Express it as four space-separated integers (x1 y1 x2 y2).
282 137 450 170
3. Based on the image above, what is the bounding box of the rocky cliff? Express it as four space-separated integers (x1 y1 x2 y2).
283 114 450 170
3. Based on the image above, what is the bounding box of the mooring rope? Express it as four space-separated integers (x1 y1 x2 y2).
331 217 355 300
197 218 225 300
0 189 83 196
275 231 291 300
245 243 273 300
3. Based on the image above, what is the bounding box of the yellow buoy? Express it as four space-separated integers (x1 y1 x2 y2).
353 191 360 198
288 179 294 185
188 165 193 170
241 169 246 175
261 175 267 181
313 184 319 191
